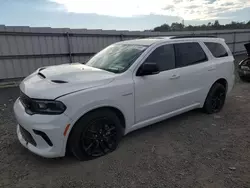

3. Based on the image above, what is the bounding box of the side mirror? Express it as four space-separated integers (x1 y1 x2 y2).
137 62 160 76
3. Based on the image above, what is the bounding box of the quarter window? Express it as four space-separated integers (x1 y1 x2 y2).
144 44 175 71
205 42 228 58
174 43 208 68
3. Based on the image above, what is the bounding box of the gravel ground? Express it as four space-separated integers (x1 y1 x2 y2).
0 55 250 188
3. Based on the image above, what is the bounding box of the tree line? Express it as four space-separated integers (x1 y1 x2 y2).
153 20 250 32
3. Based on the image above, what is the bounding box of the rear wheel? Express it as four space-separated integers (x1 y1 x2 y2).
203 83 226 114
68 109 123 160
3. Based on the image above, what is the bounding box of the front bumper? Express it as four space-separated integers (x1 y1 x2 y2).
14 98 71 158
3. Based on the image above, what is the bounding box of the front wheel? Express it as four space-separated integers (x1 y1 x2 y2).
203 83 226 114
68 109 123 160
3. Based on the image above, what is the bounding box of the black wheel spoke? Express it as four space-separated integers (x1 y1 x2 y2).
107 126 115 132
87 130 98 134
81 118 118 157
211 89 226 111
85 142 94 151
99 141 107 154
85 135 96 140
211 99 217 108
110 133 116 137
104 137 116 150
106 132 116 138
103 140 111 149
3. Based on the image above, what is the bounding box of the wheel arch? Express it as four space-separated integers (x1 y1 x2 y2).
202 78 228 113
202 78 228 107
213 78 228 91
65 105 126 154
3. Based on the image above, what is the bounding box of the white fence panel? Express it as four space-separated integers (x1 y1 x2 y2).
0 25 249 80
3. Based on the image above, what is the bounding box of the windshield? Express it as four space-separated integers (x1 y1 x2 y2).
86 44 147 73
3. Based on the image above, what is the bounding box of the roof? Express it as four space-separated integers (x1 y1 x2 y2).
117 37 173 46
117 36 223 46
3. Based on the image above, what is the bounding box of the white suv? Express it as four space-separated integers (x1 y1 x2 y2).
14 36 235 160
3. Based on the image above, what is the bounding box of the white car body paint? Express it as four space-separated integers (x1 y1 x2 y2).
14 37 235 158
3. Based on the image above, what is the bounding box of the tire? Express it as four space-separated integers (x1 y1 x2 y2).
68 109 124 161
203 83 226 114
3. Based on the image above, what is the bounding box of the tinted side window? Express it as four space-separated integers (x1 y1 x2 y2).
145 44 175 71
205 42 228 58
174 43 208 68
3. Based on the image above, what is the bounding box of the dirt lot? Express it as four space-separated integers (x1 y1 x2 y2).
0 55 250 188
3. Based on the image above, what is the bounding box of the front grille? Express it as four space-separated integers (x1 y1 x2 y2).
19 125 37 146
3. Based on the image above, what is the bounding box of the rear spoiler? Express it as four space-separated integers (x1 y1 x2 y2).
244 43 250 56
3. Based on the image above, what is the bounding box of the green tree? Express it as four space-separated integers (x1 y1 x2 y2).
154 24 170 32
170 22 184 31
153 20 250 32
213 20 220 29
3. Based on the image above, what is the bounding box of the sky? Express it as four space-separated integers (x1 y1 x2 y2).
0 0 250 30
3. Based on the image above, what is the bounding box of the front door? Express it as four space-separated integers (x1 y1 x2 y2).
133 44 181 123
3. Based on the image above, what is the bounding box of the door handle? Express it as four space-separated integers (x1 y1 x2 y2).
208 67 216 71
170 74 180 80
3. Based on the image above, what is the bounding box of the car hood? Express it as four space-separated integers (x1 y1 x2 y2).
20 63 116 99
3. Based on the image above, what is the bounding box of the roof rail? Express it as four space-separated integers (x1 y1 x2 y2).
170 35 217 39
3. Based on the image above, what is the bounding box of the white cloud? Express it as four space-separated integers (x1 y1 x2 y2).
50 0 250 20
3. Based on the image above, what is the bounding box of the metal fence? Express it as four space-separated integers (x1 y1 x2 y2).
0 25 250 80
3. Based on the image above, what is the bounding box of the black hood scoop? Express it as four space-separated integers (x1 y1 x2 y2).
51 80 68 84
38 72 46 79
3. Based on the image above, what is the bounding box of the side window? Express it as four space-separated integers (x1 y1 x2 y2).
205 42 228 58
174 43 208 68
145 44 175 71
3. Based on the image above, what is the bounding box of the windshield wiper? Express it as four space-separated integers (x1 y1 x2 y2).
101 67 120 73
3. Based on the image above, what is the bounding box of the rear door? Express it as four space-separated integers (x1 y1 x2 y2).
204 41 235 93
172 42 214 107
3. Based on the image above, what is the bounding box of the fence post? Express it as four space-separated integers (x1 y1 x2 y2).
66 32 73 63
233 32 236 55
120 34 124 41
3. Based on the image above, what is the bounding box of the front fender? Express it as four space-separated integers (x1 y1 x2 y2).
60 84 135 150
65 99 129 129
61 99 133 153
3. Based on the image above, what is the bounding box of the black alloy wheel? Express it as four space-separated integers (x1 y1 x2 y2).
81 118 117 157
203 83 226 114
68 109 123 160
210 88 226 112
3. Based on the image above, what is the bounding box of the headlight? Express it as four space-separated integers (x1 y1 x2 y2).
26 99 66 115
